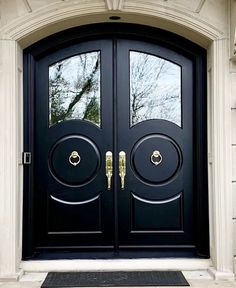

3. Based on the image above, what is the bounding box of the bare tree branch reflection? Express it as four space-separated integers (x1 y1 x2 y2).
130 51 181 126
49 52 100 127
49 51 181 128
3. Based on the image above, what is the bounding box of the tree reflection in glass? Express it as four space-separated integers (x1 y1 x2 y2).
49 51 100 127
130 51 181 127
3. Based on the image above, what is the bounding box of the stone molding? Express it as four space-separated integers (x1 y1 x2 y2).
0 39 22 279
20 259 211 272
105 0 124 10
209 38 233 274
0 0 226 46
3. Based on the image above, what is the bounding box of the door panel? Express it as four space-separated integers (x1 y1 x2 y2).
34 40 114 248
117 40 193 247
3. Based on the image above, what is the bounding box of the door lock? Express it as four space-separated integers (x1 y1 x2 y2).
23 152 32 165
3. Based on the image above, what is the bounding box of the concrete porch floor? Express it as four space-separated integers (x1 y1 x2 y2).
0 271 236 288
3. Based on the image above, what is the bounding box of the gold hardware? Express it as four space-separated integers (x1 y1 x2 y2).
150 150 163 166
106 151 113 190
119 151 126 190
69 151 81 166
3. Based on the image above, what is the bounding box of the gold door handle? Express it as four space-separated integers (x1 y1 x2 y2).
119 151 126 190
106 151 113 190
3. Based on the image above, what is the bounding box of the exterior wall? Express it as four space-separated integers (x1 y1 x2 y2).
0 0 235 281
232 0 236 266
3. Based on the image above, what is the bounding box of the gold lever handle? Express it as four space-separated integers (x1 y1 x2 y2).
119 151 126 190
106 151 113 190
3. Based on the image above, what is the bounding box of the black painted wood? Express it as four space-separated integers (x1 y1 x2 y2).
34 40 114 249
116 40 193 247
23 23 209 259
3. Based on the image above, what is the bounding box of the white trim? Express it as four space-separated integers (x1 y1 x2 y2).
209 38 233 273
105 0 124 10
0 40 23 279
195 0 206 13
20 259 212 273
21 0 32 13
208 267 235 281
0 1 224 47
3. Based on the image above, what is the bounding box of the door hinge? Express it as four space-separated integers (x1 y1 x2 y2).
23 152 32 165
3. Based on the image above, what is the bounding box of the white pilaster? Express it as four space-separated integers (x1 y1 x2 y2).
0 39 23 280
209 38 234 279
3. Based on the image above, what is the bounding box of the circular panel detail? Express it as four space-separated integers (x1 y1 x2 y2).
49 135 100 186
131 134 182 184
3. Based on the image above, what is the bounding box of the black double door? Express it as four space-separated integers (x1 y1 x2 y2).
31 37 196 254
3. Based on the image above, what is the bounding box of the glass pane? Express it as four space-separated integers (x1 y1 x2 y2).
49 51 101 127
130 51 181 127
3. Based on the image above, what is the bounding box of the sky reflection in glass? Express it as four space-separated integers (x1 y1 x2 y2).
130 51 181 127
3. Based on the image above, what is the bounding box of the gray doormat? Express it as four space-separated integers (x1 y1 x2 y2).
41 271 189 287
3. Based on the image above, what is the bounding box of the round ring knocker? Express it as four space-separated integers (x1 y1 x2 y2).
150 150 163 166
69 151 81 166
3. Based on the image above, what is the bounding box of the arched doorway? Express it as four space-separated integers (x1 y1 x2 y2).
23 23 208 260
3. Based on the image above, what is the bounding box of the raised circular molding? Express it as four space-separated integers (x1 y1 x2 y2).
131 134 182 185
48 135 101 187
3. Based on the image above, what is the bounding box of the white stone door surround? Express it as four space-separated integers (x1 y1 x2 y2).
0 0 234 281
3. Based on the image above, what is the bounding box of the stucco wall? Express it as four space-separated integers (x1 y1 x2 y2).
0 0 236 280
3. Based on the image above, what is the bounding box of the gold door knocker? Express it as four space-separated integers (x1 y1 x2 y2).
69 151 81 166
150 150 163 166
